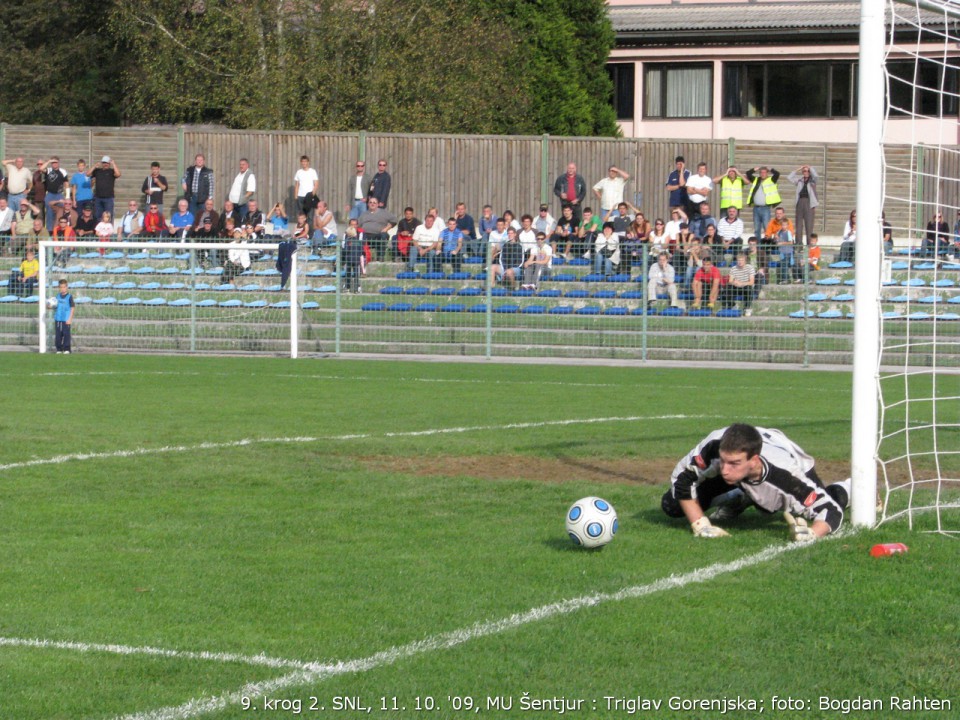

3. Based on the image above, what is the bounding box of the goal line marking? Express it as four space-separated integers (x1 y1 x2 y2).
108 542 805 720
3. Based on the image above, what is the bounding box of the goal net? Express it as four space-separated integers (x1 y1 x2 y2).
36 240 302 358
858 0 960 533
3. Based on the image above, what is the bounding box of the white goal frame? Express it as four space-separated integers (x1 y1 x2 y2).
37 240 300 359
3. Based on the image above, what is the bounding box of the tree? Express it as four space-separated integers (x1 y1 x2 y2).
0 0 123 125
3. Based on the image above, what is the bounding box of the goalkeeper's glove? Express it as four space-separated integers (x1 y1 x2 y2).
784 512 817 543
691 516 730 538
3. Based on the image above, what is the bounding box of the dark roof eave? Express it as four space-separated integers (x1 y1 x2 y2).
615 26 862 46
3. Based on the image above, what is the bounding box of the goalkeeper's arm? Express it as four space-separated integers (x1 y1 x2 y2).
681 498 730 538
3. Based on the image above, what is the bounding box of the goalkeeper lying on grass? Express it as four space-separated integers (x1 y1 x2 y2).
661 423 850 542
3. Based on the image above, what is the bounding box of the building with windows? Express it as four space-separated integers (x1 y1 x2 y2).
607 0 959 143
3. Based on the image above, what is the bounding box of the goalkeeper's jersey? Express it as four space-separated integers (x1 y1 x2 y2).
670 426 844 531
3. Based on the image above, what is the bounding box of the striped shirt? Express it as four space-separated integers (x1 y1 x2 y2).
727 263 755 286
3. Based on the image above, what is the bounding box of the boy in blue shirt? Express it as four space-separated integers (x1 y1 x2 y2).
53 279 75 354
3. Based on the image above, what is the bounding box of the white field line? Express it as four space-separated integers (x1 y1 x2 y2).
0 637 310 671
109 542 803 720
0 414 699 473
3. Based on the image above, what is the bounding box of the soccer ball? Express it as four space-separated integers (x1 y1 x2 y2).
47 297 57 309
565 496 618 548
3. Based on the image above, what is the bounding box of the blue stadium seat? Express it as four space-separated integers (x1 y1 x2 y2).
632 306 656 316
245 300 270 308
890 294 910 303
659 306 684 317
815 277 841 285
133 266 154 275
716 308 741 318
169 298 192 307
396 271 420 279
214 283 234 291
582 273 606 282
564 289 589 298
447 272 472 280
139 282 162 290
932 278 956 287
901 278 926 287
789 310 815 318
490 287 508 296
93 296 117 304
620 291 644 300
421 272 445 280
254 268 280 276
463 257 483 265
890 261 910 270
314 285 337 293
833 293 855 302
907 311 932 320
568 258 590 266
114 281 137 290
949 295 960 304
536 289 562 297
196 299 218 307
150 252 173 260
494 304 520 313
604 306 628 315
468 303 488 313
591 290 618 299
829 261 854 269
307 268 333 277
441 303 466 312
143 297 167 306
914 262 937 270
387 302 413 311
806 293 829 302
158 267 180 274
108 266 131 274
90 281 112 289
522 305 547 314
118 297 142 306
511 288 535 297
687 308 713 317
918 295 942 304
938 312 960 320
414 302 440 312
405 287 429 295
83 265 106 274
218 299 242 307
431 287 457 295
128 252 150 260
380 286 404 295
458 287 483 296
575 306 600 315
270 300 292 308
816 309 842 318
609 273 632 283
195 283 211 290
550 273 576 282
473 272 488 281
882 311 904 319
0 295 19 303
549 305 573 314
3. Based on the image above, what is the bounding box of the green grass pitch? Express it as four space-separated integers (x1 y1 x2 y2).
0 354 957 719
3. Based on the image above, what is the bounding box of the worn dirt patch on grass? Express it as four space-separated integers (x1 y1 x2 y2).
360 455 855 487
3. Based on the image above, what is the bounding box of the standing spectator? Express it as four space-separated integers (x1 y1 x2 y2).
721 253 757 316
294 155 320 220
70 159 94 208
553 162 587 225
228 158 256 219
95 211 115 255
691 254 722 310
357 196 397 261
665 156 690 216
181 154 213 217
312 200 338 249
521 232 553 290
368 159 391 208
713 166 746 213
170 198 195 241
592 165 631 218
410 214 441 272
117 200 144 241
89 156 122 222
53 279 75 354
648 251 678 308
787 165 819 246
141 161 168 209
341 226 364 292
454 202 476 255
685 162 713 220
40 157 68 231
31 160 47 224
2 156 34 211
0 198 14 254
346 160 371 220
766 206 797 283
439 217 464 273
746 166 781 240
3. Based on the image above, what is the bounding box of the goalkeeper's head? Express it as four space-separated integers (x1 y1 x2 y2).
717 424 764 484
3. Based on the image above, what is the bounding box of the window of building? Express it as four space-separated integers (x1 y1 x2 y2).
607 63 635 120
644 64 712 119
723 62 855 118
887 59 960 117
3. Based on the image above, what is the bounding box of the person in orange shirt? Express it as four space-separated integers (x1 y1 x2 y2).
765 206 797 283
52 214 76 266
806 233 822 280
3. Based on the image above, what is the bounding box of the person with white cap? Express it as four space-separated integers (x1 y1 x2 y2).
87 155 121 222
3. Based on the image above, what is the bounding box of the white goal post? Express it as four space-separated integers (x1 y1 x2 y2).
37 239 300 359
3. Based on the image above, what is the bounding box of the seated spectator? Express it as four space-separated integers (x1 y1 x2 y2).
807 233 822 276
720 253 757 316
170 199 194 241
142 203 168 238
22 217 50 256
0 198 15 254
393 206 419 261
883 212 893 255
574 207 601 260
439 217 464 273
701 224 720 257
922 211 949 257
55 198 79 229
518 214 537 253
549 206 577 256
117 200 144 241
745 236 768 288
501 209 520 231
10 248 39 295
491 227 525 289
311 200 338 249
242 200 266 239
189 215 219 267
52 215 77 266
292 212 311 245
521 232 553 290
594 222 620 275
534 204 556 237
838 211 857 263
766 206 797 283
716 206 744 254
648 218 669 259
663 207 687 253
219 200 241 235
192 198 219 232
607 201 634 237
691 254 722 310
647 251 678 308
454 203 477 255
222 229 251 284
688 202 717 239
680 228 702 285
266 203 289 238
409 214 441 272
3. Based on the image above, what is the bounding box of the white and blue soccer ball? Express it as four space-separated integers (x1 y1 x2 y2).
565 496 618 548
46 296 57 309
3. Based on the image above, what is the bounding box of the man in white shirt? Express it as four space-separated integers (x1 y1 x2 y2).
521 232 553 290
533 204 556 236
648 251 678 307
346 160 371 220
0 197 13 252
294 155 320 219
409 214 441 271
312 200 338 248
2 156 33 211
228 158 256 219
518 214 537 254
716 206 745 254
117 200 144 240
488 217 509 257
686 163 713 218
592 165 630 218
